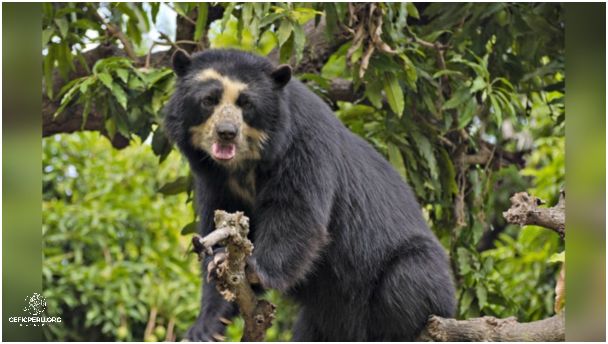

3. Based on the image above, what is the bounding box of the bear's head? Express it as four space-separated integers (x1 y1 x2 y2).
164 49 292 172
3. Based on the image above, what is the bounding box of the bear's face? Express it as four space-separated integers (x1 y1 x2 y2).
165 49 292 171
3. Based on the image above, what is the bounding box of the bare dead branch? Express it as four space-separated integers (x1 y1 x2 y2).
192 211 275 342
418 312 565 342
503 190 565 239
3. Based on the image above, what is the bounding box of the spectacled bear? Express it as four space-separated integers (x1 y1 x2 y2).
164 48 456 341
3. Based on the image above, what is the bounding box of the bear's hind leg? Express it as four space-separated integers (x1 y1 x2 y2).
291 308 324 342
369 240 456 340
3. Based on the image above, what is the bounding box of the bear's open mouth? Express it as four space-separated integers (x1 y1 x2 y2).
211 143 236 160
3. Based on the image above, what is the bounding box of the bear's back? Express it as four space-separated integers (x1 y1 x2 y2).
280 78 437 268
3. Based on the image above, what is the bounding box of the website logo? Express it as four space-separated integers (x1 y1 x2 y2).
8 293 62 327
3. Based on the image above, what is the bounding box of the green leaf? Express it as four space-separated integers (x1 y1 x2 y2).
172 3 188 17
279 32 294 64
141 68 173 86
334 3 347 21
105 117 117 139
258 12 284 27
432 69 463 79
114 111 130 137
126 19 142 45
158 176 190 195
81 97 92 130
460 290 474 313
387 143 407 181
276 20 293 47
458 97 477 129
180 221 200 235
54 18 69 38
194 4 208 42
292 23 306 63
116 69 129 84
470 76 487 93
456 247 472 275
548 251 565 264
151 127 172 158
258 30 278 55
324 3 338 37
220 3 236 31
476 283 487 309
438 147 458 195
97 72 128 109
112 87 128 110
442 88 471 110
43 53 54 99
411 131 438 180
365 78 384 109
383 72 405 117
399 54 418 90
292 7 321 24
406 3 420 19
42 28 54 48
79 76 94 94
489 94 503 126
51 94 75 119
472 221 484 245
98 72 114 90
482 257 494 274
150 3 160 22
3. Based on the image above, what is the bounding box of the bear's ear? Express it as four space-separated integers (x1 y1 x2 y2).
172 49 192 77
270 64 292 87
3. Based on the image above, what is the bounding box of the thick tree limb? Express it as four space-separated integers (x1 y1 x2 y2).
418 312 565 342
420 189 566 341
192 211 275 342
502 190 566 239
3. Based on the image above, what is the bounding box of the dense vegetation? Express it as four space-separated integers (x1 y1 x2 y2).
42 3 564 341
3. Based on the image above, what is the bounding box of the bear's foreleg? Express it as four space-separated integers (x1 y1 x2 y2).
187 249 237 341
250 167 333 292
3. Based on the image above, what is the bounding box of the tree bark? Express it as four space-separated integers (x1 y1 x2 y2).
418 312 565 342
503 190 565 239
192 211 275 342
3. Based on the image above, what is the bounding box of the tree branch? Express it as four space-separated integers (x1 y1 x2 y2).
417 312 565 342
419 189 566 341
92 10 137 60
192 211 275 342
502 190 566 239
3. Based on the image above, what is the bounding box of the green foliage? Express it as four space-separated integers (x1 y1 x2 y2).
43 2 565 340
43 132 198 341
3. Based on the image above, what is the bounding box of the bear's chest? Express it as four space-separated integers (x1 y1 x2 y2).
226 170 256 206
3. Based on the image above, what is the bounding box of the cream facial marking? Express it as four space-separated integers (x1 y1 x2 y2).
195 69 247 105
188 69 269 169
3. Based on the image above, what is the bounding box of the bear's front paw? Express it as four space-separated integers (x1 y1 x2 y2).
186 319 229 342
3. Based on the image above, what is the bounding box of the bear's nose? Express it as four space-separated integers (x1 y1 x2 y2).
216 122 238 141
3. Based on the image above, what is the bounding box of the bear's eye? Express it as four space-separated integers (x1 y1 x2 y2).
202 95 219 107
237 95 252 109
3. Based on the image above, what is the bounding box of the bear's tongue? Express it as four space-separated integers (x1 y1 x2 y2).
211 143 236 160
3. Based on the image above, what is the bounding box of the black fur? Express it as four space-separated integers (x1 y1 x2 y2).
164 49 456 341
